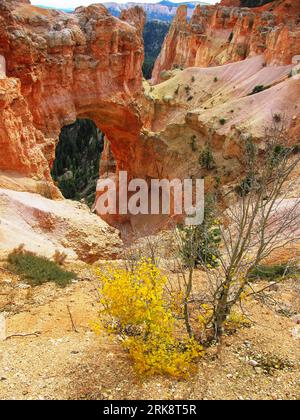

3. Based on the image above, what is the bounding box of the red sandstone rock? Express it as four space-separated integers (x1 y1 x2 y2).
0 0 145 195
152 1 300 84
120 5 146 36
0 0 300 235
0 187 122 261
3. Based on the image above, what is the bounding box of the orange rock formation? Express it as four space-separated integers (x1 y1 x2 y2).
0 0 299 235
152 0 300 84
0 0 144 192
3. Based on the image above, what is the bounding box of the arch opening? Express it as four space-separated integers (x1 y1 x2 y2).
51 119 104 208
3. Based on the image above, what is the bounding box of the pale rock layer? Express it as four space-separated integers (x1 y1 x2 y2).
0 188 122 262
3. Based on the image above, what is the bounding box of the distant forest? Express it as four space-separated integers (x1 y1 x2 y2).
143 20 170 79
240 0 274 6
51 119 103 207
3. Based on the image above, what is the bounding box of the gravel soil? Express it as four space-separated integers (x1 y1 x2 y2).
0 262 299 400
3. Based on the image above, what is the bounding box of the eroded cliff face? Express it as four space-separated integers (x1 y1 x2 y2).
0 0 144 194
152 1 300 84
0 0 300 238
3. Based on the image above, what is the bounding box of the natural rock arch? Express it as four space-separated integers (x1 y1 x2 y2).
1 1 300 233
0 2 179 232
0 2 147 200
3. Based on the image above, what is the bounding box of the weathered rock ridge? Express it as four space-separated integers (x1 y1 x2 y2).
0 0 300 238
0 188 122 261
152 0 300 83
0 0 144 194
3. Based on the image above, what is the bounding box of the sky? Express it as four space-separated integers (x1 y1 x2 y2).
31 0 218 9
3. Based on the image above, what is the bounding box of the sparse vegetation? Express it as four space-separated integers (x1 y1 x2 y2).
248 85 267 95
248 263 300 281
173 124 300 342
185 85 191 95
7 248 75 287
142 20 170 79
178 200 221 271
53 250 68 266
95 259 203 378
273 113 282 123
199 147 216 170
235 173 258 197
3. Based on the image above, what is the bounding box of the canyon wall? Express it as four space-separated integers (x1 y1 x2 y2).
0 0 145 194
152 1 300 83
0 0 300 236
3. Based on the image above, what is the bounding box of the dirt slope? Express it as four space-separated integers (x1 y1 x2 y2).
0 263 299 400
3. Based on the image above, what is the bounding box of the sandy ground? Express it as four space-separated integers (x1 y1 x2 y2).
0 262 299 400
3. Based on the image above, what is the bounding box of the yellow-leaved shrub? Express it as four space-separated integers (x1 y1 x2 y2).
95 259 203 378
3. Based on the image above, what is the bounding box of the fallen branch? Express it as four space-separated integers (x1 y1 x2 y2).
67 305 79 333
5 332 41 340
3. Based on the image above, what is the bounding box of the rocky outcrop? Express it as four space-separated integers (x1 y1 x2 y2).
0 188 122 262
145 54 300 180
152 1 300 84
0 0 145 194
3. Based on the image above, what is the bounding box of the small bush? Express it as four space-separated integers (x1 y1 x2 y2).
214 77 218 82
228 32 234 43
96 260 203 378
7 251 75 287
219 118 226 125
273 113 282 123
178 196 221 270
292 144 300 154
248 85 266 95
235 174 258 196
191 76 195 83
199 147 216 170
185 85 191 95
248 264 300 281
179 222 221 270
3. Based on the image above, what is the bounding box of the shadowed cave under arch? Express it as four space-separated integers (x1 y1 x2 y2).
51 119 104 207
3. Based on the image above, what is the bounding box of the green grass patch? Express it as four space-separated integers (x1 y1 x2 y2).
248 264 300 281
248 85 270 96
7 251 75 287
